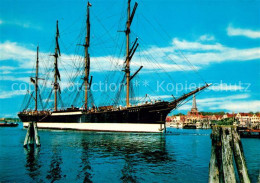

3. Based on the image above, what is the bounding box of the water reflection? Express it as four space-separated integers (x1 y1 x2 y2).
83 133 171 161
24 132 172 182
4 127 257 182
121 154 137 183
77 133 171 182
77 138 92 183
46 145 64 182
141 135 172 164
24 147 42 182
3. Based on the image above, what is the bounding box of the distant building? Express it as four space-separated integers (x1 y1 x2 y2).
187 95 199 115
186 95 205 123
223 113 236 119
166 95 260 129
251 114 260 125
236 113 253 126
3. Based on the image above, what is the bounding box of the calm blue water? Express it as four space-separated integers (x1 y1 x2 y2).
0 124 259 183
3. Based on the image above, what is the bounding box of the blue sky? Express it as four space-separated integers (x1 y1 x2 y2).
0 0 260 117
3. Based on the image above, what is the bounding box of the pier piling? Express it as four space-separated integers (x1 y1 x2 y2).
232 129 250 183
209 126 250 183
23 122 41 148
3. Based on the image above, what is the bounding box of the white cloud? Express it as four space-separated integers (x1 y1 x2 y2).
0 76 29 82
0 41 35 66
177 104 191 111
1 71 11 74
141 35 260 67
167 39 260 65
180 47 260 64
227 26 260 39
195 94 258 112
177 94 260 112
196 94 250 104
173 38 225 51
0 66 16 71
0 19 41 30
217 101 260 112
1 32 260 84
209 84 245 91
0 40 199 84
199 35 215 41
132 60 199 72
0 90 27 99
145 94 253 112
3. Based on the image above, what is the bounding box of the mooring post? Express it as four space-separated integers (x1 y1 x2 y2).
209 126 251 183
232 128 250 183
23 122 31 147
33 122 41 146
28 122 35 146
209 126 223 183
221 127 236 183
23 121 41 148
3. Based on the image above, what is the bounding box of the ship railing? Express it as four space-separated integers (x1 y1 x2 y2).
21 110 51 115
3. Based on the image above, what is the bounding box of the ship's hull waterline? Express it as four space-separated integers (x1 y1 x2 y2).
22 122 165 133
19 102 173 133
18 85 211 132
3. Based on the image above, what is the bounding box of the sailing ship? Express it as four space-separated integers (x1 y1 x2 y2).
18 1 210 133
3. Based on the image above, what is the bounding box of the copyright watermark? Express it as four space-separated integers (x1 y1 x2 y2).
10 80 251 95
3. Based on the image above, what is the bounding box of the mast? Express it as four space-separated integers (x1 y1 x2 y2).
84 2 91 110
35 46 39 111
125 0 138 107
126 0 131 107
54 20 61 111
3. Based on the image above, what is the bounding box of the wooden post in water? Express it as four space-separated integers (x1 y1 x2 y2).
28 122 35 146
232 128 250 183
33 122 41 146
23 123 31 147
221 127 236 183
23 122 41 148
209 126 250 183
209 126 224 183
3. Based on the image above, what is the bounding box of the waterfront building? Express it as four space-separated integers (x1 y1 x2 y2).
165 96 259 129
250 114 260 124
236 113 253 126
222 113 236 119
166 115 185 128
167 95 211 128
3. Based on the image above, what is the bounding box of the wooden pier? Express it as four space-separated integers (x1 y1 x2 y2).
209 126 250 183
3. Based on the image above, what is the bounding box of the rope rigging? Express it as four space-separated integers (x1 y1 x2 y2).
140 12 207 84
21 0 209 112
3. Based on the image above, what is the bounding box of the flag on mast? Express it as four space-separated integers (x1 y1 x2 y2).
88 2 92 7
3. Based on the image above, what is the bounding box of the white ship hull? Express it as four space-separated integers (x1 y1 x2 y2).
23 122 165 133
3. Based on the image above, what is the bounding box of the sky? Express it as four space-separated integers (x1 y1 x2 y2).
0 0 260 117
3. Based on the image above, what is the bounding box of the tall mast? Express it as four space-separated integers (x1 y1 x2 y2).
54 20 61 111
35 46 39 111
126 0 131 107
84 2 91 110
125 0 138 107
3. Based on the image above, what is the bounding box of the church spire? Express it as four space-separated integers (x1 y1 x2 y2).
191 94 198 112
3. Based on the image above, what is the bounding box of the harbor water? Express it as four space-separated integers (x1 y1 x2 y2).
0 124 259 182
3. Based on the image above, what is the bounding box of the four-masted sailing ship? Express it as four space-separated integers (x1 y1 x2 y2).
18 1 210 132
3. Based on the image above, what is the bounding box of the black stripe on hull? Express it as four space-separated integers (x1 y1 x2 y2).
18 102 176 124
